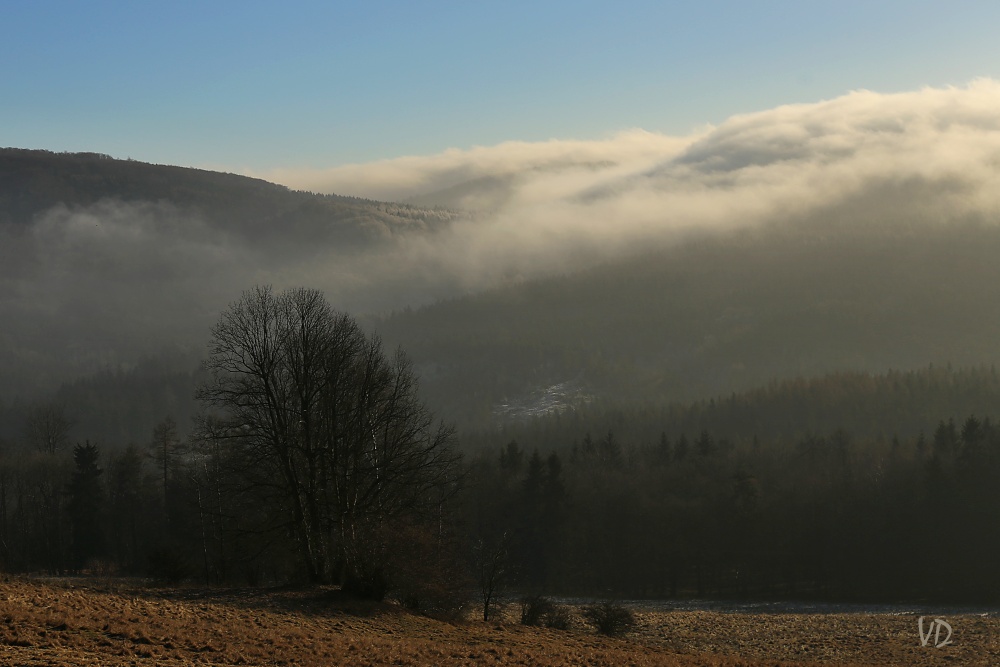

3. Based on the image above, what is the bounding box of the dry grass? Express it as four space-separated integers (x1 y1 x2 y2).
0 578 989 666
635 607 997 666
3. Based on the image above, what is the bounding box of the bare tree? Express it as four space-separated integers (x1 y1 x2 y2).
196 286 459 590
149 416 180 512
475 530 514 621
23 403 72 454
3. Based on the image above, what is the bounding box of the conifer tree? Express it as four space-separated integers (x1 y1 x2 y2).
67 442 104 570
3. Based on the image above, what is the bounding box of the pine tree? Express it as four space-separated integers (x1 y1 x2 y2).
67 441 104 570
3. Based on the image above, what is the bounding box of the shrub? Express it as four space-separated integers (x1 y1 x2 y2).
385 522 472 619
543 604 573 630
581 601 636 637
520 595 572 630
520 595 555 626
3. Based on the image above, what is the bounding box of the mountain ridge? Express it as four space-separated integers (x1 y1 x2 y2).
0 148 462 399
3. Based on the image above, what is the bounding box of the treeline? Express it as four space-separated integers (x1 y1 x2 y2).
466 415 1000 602
0 414 458 595
0 353 202 446
20 355 969 481
7 362 1000 483
0 422 186 579
2 408 999 604
476 365 1000 448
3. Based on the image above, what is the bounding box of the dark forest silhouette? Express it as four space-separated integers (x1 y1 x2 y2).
1 300 998 604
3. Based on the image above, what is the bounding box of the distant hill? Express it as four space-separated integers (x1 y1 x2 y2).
374 221 1000 426
0 148 458 245
0 149 461 399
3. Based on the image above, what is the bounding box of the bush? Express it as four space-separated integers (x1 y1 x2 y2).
385 522 472 619
520 595 555 626
543 604 573 630
581 601 636 637
520 595 572 630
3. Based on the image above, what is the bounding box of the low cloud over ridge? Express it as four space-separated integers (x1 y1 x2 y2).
7 81 1000 397
252 79 1000 291
264 80 1000 214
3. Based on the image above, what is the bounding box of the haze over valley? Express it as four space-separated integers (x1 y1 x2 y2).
5 82 1000 438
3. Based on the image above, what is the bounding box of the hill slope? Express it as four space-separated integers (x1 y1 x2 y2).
0 149 460 398
375 222 1000 425
0 148 455 242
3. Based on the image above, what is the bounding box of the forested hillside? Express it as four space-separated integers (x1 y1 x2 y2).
4 369 999 603
0 149 461 400
376 221 1000 426
0 148 455 241
466 365 1000 452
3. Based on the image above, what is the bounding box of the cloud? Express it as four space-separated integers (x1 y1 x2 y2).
249 129 694 203
249 79 1000 295
9 80 1000 397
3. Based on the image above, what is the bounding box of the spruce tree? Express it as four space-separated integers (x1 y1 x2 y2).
67 441 105 570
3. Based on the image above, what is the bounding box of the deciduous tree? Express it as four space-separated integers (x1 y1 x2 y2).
196 286 459 592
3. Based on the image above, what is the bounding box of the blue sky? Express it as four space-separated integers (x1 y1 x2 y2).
3 1 1000 171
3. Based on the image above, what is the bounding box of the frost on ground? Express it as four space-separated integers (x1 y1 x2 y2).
493 379 593 422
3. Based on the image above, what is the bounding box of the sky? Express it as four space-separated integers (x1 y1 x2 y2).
4 1 1000 178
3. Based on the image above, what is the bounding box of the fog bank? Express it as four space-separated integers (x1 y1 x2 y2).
7 81 1000 397
258 79 1000 290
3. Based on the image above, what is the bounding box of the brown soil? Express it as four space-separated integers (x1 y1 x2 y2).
0 578 990 666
